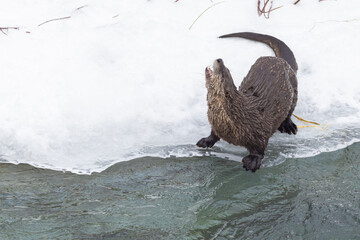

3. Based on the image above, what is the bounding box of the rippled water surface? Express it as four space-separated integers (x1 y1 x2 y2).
1 143 359 239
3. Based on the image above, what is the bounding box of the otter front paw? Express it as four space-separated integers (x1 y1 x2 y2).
242 154 263 172
196 137 217 148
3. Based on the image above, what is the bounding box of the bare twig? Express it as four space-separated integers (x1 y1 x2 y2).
294 0 301 5
0 27 19 30
38 16 71 27
75 5 88 11
0 27 19 35
2 6 86 35
258 0 270 18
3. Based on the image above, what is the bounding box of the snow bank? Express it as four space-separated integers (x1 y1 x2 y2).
0 0 359 173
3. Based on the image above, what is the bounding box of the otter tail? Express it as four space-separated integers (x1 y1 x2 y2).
219 32 298 73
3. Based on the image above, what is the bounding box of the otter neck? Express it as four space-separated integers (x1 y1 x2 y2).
207 78 243 107
207 79 247 124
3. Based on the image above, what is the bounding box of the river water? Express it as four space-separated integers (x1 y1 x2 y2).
1 142 359 239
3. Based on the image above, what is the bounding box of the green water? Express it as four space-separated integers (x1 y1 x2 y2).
1 143 359 239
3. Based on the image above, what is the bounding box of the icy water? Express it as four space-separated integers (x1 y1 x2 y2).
1 142 359 239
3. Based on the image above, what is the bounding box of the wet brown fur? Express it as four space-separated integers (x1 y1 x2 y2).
197 32 298 172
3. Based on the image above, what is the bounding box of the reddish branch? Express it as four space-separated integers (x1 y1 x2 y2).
258 0 272 18
257 0 282 19
38 16 71 27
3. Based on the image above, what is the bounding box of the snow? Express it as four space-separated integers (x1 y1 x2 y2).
0 0 359 174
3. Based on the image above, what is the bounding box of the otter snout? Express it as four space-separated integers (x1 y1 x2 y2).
213 58 225 74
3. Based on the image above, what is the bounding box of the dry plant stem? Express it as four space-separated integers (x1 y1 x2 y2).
294 0 301 4
189 1 225 30
310 18 360 31
292 114 320 126
38 16 71 27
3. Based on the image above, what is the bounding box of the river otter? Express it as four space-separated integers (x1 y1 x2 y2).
196 32 298 172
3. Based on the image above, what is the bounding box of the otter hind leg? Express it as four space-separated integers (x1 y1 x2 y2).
242 154 264 172
278 117 297 135
196 130 220 148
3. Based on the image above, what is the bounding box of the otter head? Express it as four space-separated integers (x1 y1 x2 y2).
205 58 236 94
